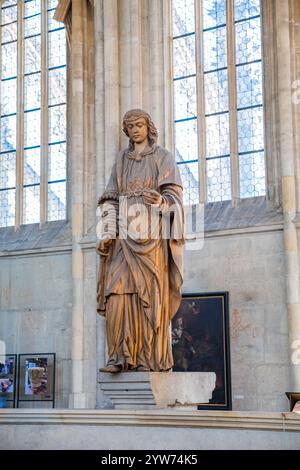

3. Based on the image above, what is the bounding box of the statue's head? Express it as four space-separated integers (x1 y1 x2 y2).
122 109 158 147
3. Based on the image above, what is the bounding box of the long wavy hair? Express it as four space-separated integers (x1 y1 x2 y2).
122 109 158 149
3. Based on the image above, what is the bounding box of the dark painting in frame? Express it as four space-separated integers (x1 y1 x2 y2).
172 292 232 410
0 354 17 408
17 353 56 408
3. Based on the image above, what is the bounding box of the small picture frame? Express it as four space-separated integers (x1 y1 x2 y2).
17 353 56 407
0 354 17 407
172 292 232 410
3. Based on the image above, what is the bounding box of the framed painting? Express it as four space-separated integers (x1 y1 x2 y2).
172 292 232 410
17 353 56 408
0 354 17 407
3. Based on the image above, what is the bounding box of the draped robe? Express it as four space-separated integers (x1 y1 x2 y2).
97 144 184 371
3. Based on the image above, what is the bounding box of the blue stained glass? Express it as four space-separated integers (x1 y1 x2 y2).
203 0 226 30
203 26 227 72
0 0 67 226
48 67 66 106
173 0 195 37
235 17 261 65
173 35 196 79
205 69 228 114
25 35 41 74
237 106 264 153
48 104 66 143
1 115 16 151
1 42 17 79
172 0 264 204
0 151 16 189
236 62 262 109
24 109 41 148
239 151 265 198
2 1 17 8
174 76 197 121
23 184 40 224
24 0 41 18
24 148 40 185
207 156 231 202
48 142 66 182
48 9 62 32
0 188 15 227
24 14 41 37
48 181 66 221
48 29 66 68
235 0 260 22
175 119 198 163
178 161 199 205
206 112 229 157
48 0 58 10
1 21 17 43
24 72 41 110
1 78 17 116
1 5 17 25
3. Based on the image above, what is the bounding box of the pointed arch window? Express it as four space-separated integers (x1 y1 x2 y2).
172 0 265 205
0 0 67 227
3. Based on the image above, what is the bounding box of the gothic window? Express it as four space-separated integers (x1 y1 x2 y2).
172 0 265 205
0 0 67 227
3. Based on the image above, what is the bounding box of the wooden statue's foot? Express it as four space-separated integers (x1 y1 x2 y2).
136 365 150 372
99 364 122 373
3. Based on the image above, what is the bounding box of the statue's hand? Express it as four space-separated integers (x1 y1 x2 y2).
143 189 163 207
96 238 112 255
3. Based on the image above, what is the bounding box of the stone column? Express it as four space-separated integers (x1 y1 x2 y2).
69 0 85 408
94 0 120 380
103 0 120 180
275 0 300 390
67 0 96 408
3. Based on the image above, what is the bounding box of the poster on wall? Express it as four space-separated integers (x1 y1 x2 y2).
24 357 49 396
17 353 55 407
172 292 232 410
0 354 17 407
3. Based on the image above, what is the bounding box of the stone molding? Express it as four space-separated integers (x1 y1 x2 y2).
1 409 300 432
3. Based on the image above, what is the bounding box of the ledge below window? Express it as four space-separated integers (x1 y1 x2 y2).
0 220 72 255
204 196 283 233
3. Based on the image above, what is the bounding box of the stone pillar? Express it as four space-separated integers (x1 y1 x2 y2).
67 0 96 408
148 0 165 142
95 0 121 381
103 0 120 180
275 0 300 390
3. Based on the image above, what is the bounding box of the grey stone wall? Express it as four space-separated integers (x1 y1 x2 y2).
184 223 290 411
0 222 72 408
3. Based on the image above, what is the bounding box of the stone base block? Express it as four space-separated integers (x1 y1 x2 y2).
98 371 216 410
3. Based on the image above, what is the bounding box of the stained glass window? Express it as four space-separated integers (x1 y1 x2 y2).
172 0 265 204
0 0 67 227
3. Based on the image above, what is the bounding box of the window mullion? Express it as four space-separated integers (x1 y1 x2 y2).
15 0 25 230
226 0 239 206
195 0 206 204
40 0 48 225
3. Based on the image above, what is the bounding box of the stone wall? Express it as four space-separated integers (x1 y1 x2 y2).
1 409 300 450
0 223 72 407
185 227 290 411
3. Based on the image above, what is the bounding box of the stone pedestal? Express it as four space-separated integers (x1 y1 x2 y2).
98 371 216 410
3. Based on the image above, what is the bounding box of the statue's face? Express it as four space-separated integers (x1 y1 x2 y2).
126 117 148 144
